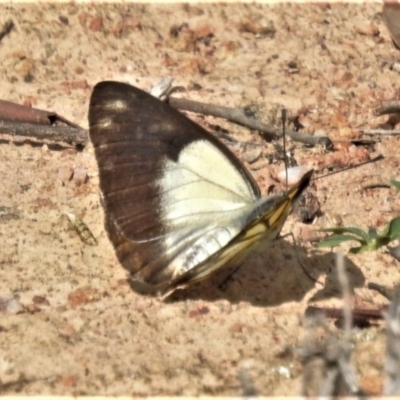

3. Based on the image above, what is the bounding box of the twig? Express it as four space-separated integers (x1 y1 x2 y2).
375 101 400 116
363 129 400 136
301 254 361 397
282 109 288 187
0 119 87 147
368 282 394 301
361 183 391 191
300 316 345 396
384 286 400 395
168 96 333 147
286 129 333 149
0 373 54 394
305 306 385 324
0 99 81 128
215 132 264 147
169 96 280 140
0 19 14 43
336 253 359 394
312 154 384 181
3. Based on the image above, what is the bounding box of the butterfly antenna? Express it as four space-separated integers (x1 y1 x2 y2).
281 109 289 189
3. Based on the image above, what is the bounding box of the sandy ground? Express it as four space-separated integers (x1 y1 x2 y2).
1 2 400 396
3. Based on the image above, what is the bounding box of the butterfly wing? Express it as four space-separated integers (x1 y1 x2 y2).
164 169 313 293
89 81 264 293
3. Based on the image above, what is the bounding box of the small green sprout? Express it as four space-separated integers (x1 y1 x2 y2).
316 217 400 253
316 179 400 254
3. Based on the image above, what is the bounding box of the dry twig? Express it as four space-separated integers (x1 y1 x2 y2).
363 129 400 136
0 19 14 43
301 253 360 397
169 96 333 148
384 286 400 395
0 99 81 127
0 119 87 147
374 100 400 117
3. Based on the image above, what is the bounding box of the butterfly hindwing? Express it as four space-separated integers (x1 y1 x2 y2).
165 169 314 292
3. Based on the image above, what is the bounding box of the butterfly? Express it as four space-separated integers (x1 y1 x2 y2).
88 81 313 296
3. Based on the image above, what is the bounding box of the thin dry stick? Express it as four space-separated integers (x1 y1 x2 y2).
301 254 361 397
0 119 87 146
337 252 352 337
363 129 400 136
169 96 279 140
312 154 384 181
384 286 400 395
0 99 81 127
282 109 288 188
300 316 341 396
367 282 393 301
336 252 359 395
0 19 14 43
168 96 333 148
305 305 384 322
375 100 400 116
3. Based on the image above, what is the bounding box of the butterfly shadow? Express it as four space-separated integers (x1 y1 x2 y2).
165 239 366 307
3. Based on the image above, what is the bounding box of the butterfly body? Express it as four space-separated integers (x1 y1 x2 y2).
89 81 312 295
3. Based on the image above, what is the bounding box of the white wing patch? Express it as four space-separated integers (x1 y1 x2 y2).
170 225 241 278
95 98 129 130
178 140 256 201
156 139 260 278
158 139 257 223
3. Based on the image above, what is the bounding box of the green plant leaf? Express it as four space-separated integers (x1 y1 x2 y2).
320 226 370 241
382 216 400 240
349 246 365 254
348 238 389 253
368 227 378 239
316 234 365 249
317 215 400 254
367 237 390 251
390 180 400 192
